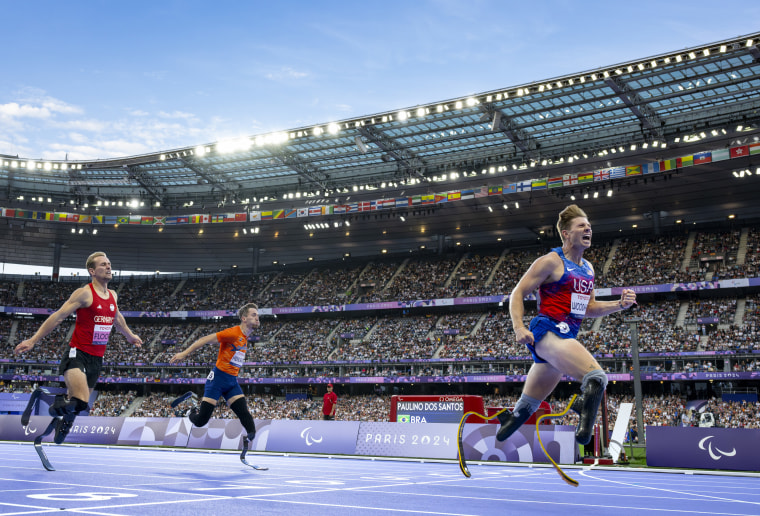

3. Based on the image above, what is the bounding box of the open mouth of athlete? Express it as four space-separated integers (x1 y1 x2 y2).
581 234 591 243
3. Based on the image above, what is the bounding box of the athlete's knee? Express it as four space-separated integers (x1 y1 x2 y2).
581 369 608 392
229 397 256 436
496 393 542 442
189 401 215 427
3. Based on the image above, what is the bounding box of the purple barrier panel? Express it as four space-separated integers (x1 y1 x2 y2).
647 426 760 471
0 392 31 412
355 422 458 459
266 420 361 455
460 423 578 464
186 418 270 451
0 415 123 444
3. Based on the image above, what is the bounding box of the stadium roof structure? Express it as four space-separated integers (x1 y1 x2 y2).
1 32 760 273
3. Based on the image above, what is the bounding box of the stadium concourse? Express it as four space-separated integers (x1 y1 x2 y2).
1 31 760 513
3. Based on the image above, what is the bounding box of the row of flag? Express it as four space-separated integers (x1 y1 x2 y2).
2 143 758 226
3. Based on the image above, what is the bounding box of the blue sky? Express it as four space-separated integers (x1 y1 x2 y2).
1 0 759 161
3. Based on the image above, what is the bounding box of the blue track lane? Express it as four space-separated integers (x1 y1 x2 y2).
1 442 759 515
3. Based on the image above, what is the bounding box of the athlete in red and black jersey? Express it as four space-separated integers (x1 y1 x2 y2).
14 252 143 443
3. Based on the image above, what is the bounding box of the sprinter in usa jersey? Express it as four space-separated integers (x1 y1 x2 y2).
496 205 637 449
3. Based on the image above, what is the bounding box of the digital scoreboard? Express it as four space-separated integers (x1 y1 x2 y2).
389 395 485 423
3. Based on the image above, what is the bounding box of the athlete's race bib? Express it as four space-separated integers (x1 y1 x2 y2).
570 292 590 316
93 324 113 346
230 350 246 368
206 370 215 381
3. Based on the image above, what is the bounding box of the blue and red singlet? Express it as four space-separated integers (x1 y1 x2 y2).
535 246 595 338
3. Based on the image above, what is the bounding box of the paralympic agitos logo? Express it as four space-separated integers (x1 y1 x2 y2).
300 427 324 446
698 436 737 460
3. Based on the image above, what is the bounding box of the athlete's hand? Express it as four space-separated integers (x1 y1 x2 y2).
514 326 534 345
169 352 186 364
14 339 35 354
128 334 143 348
619 289 637 309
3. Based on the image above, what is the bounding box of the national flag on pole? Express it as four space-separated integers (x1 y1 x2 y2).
80 215 93 223
434 194 447 203
609 167 626 179
563 174 578 186
593 170 610 182
346 203 358 212
35 212 46 220
45 212 55 221
502 183 516 193
211 215 224 223
128 215 140 224
309 207 322 216
447 191 461 201
578 173 594 184
322 205 334 215
473 186 488 198
154 216 166 225
730 145 749 158
141 216 154 225
515 180 532 192
165 216 178 224
261 211 273 220
92 215 104 224
105 216 118 224
531 178 547 190
297 208 308 217
177 216 190 224
711 149 730 162
547 176 563 188
395 197 410 207
410 195 421 205
358 202 371 212
677 155 693 168
693 152 712 165
750 143 760 156
488 185 503 195
273 210 285 219
659 158 677 171
284 209 297 218
460 189 475 200
250 212 261 221
117 216 129 224
625 165 642 176
642 162 660 174
334 205 347 214
421 194 435 204
369 201 378 210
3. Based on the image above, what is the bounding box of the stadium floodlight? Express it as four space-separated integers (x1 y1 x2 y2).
515 202 519 209
607 189 613 197
327 123 340 135
593 191 599 199
488 206 493 213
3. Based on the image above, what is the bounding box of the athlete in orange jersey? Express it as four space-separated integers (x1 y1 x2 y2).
170 303 260 442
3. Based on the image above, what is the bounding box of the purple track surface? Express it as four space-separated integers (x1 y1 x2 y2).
1 442 759 515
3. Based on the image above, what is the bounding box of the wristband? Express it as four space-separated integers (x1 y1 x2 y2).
619 299 624 309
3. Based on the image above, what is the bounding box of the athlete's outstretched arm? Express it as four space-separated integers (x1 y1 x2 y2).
14 287 90 354
585 288 637 318
169 333 218 363
113 310 143 347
